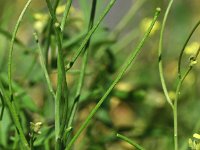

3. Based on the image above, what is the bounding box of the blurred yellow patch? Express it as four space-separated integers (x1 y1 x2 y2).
115 82 134 92
34 13 48 20
193 133 200 139
56 5 76 15
140 18 160 36
33 13 49 33
56 5 66 15
169 91 176 101
185 72 195 86
185 42 199 55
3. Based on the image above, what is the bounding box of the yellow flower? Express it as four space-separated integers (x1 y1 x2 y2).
140 18 160 36
185 42 199 55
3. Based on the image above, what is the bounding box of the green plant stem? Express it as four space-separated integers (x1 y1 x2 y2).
0 81 30 149
60 0 73 32
0 92 5 120
66 0 97 139
95 0 146 59
158 0 174 108
34 33 56 100
65 0 117 70
55 26 70 149
178 20 200 78
45 0 70 149
6 0 32 149
8 0 32 101
65 8 161 150
44 0 60 68
174 47 200 150
62 31 86 49
116 133 145 150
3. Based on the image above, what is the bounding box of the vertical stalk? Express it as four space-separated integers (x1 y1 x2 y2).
0 81 30 149
45 0 71 149
8 0 32 100
60 0 73 32
158 0 174 108
44 0 60 68
66 0 97 140
7 0 32 149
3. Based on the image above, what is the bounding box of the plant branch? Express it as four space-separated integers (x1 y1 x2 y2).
34 32 56 100
158 0 174 108
8 0 32 101
116 133 145 150
178 20 200 78
66 0 97 142
65 0 117 71
65 8 161 150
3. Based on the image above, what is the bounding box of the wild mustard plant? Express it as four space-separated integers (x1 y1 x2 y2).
159 1 200 150
1 0 199 150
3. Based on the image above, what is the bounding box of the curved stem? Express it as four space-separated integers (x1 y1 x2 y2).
116 133 145 150
178 20 200 78
8 0 32 101
158 0 174 108
65 8 161 150
7 0 32 149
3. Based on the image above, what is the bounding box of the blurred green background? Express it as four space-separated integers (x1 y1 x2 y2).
0 0 200 149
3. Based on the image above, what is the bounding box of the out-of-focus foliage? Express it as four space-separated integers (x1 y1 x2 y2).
0 0 200 150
